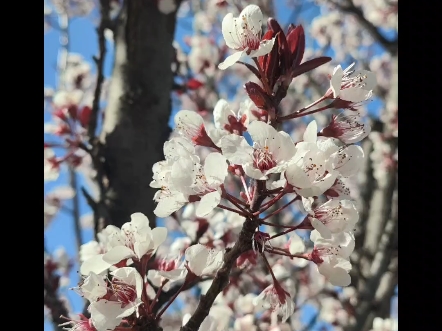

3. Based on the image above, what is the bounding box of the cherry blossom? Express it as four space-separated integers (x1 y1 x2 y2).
330 63 376 103
102 213 167 266
219 5 275 70
309 230 355 286
321 111 371 144
174 110 217 148
221 121 297 180
147 255 188 291
185 244 224 277
80 213 167 275
303 197 359 239
253 283 295 322
89 268 144 331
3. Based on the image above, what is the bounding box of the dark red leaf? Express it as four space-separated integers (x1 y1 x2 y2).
287 25 305 67
258 30 275 72
267 18 282 33
277 31 291 72
291 56 332 79
265 37 280 88
244 82 271 109
287 23 296 34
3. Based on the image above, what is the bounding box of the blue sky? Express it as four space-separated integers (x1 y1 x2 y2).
44 3 392 331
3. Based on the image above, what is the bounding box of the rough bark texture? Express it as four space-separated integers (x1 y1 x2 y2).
100 0 180 228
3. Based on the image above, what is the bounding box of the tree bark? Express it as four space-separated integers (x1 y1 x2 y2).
99 0 180 228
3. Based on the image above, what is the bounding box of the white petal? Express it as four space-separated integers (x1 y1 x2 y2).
220 134 253 165
250 37 276 57
218 51 244 70
273 131 297 161
204 153 228 185
196 191 221 217
331 65 343 97
134 241 153 260
103 246 135 264
289 233 305 254
151 227 168 249
339 87 371 103
89 301 124 331
248 121 279 150
332 145 364 177
303 120 318 143
171 157 196 190
207 127 229 147
285 163 311 188
328 267 351 287
185 244 209 276
174 109 204 129
311 218 332 239
213 99 233 129
80 255 112 275
221 14 241 49
130 212 150 228
80 272 107 301
243 162 267 180
239 5 263 32
154 196 186 217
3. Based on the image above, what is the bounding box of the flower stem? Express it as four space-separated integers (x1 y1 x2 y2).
240 175 252 204
261 253 278 283
260 196 299 222
156 281 188 320
149 280 168 312
217 204 248 217
254 191 286 216
266 248 310 260
225 193 250 214
277 103 333 121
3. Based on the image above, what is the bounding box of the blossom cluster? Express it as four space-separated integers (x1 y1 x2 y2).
59 4 380 331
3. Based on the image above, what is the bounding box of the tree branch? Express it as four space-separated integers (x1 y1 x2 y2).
181 181 267 331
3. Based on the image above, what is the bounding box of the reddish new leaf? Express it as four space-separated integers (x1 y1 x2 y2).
245 82 271 109
287 25 305 67
291 56 332 79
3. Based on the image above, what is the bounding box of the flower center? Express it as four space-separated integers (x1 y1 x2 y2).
112 280 137 306
253 146 276 171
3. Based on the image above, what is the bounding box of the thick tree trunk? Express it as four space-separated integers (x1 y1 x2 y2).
100 0 179 228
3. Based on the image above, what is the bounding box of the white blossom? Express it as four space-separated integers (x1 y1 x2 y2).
219 5 275 70
330 63 376 103
253 283 295 322
185 244 224 276
221 121 296 180
303 197 359 239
